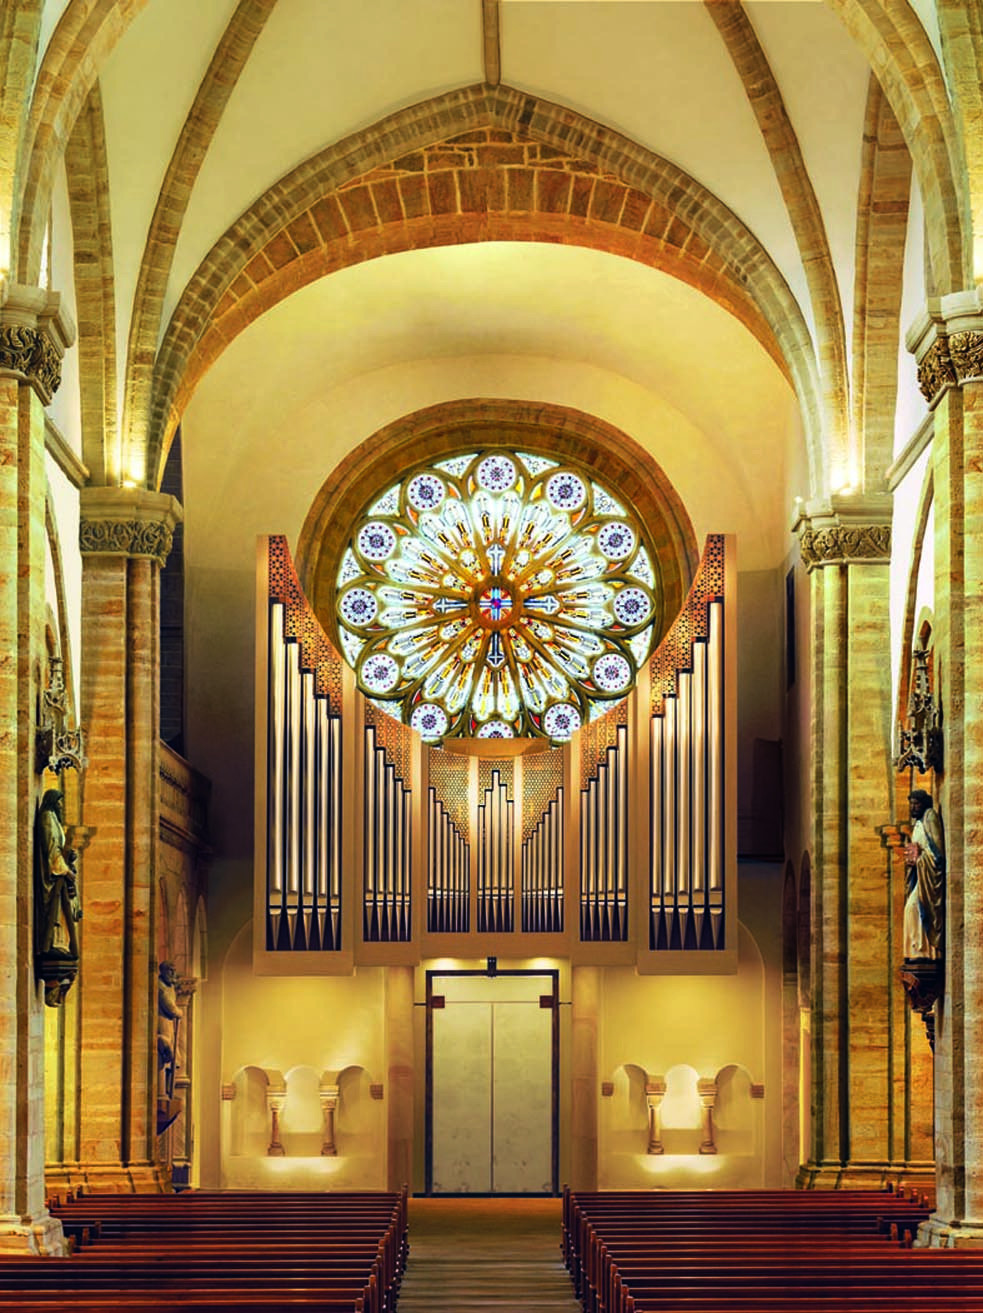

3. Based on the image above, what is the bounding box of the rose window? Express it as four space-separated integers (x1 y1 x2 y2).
335 451 661 741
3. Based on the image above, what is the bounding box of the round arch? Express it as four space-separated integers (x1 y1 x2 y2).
296 397 700 653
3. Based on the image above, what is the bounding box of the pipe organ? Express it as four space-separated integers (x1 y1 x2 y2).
256 534 735 969
580 721 629 942
650 536 727 950
264 538 343 952
522 786 564 933
427 789 470 932
477 768 515 933
363 724 412 942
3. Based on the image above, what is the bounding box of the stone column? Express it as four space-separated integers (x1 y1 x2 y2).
908 292 983 1244
793 496 919 1189
319 1086 339 1156
170 977 197 1189
266 1090 286 1157
77 487 182 1192
645 1078 666 1154
697 1078 719 1154
0 282 74 1251
385 965 414 1189
570 966 599 1189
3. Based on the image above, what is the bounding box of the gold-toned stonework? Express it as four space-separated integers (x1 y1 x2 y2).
949 330 983 384
799 524 891 570
79 518 174 566
916 330 983 404
917 337 956 404
0 324 62 402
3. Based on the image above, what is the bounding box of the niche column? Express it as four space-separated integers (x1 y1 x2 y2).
77 487 182 1192
645 1079 666 1155
0 283 74 1251
793 496 908 1188
909 292 983 1244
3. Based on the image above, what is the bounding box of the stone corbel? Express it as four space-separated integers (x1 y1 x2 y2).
907 288 983 410
79 487 184 569
266 1088 287 1157
793 494 892 574
0 280 76 405
645 1078 667 1155
319 1085 340 1156
697 1077 718 1155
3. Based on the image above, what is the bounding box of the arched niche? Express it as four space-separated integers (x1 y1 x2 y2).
660 1063 703 1155
228 1065 274 1159
713 1063 756 1157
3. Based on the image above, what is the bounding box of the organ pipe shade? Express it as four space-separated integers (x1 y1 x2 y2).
266 600 342 951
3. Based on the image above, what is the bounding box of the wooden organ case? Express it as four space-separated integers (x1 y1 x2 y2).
254 535 737 973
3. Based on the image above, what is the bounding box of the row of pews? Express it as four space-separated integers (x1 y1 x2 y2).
0 1188 407 1312
562 1186 983 1313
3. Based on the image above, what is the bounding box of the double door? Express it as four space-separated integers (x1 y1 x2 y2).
426 970 558 1194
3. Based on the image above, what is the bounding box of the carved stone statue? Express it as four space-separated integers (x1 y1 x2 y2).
902 789 945 961
157 961 184 1134
35 789 82 1006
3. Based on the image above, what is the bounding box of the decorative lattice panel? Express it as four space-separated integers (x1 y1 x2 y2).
428 749 470 843
523 752 564 840
479 757 513 800
650 534 724 717
365 700 412 781
269 535 343 711
580 699 628 781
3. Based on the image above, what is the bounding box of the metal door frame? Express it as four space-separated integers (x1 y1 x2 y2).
424 966 560 1195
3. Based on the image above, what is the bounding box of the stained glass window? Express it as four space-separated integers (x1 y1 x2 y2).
335 452 661 742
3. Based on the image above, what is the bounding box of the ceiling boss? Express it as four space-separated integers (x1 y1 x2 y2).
335 451 661 742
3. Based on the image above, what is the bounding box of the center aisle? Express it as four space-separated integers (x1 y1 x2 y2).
397 1197 581 1312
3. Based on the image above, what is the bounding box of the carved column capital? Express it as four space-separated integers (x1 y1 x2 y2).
908 289 983 409
79 487 183 567
793 495 892 573
0 281 76 405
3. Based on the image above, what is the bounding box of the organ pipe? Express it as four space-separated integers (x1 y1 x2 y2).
363 725 412 942
522 788 563 933
580 723 629 942
265 598 342 951
650 590 727 951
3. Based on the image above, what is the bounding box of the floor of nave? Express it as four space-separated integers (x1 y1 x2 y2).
396 1196 581 1311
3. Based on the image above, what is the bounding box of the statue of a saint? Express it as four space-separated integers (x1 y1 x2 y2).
157 961 182 1103
35 789 82 1005
902 789 945 961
